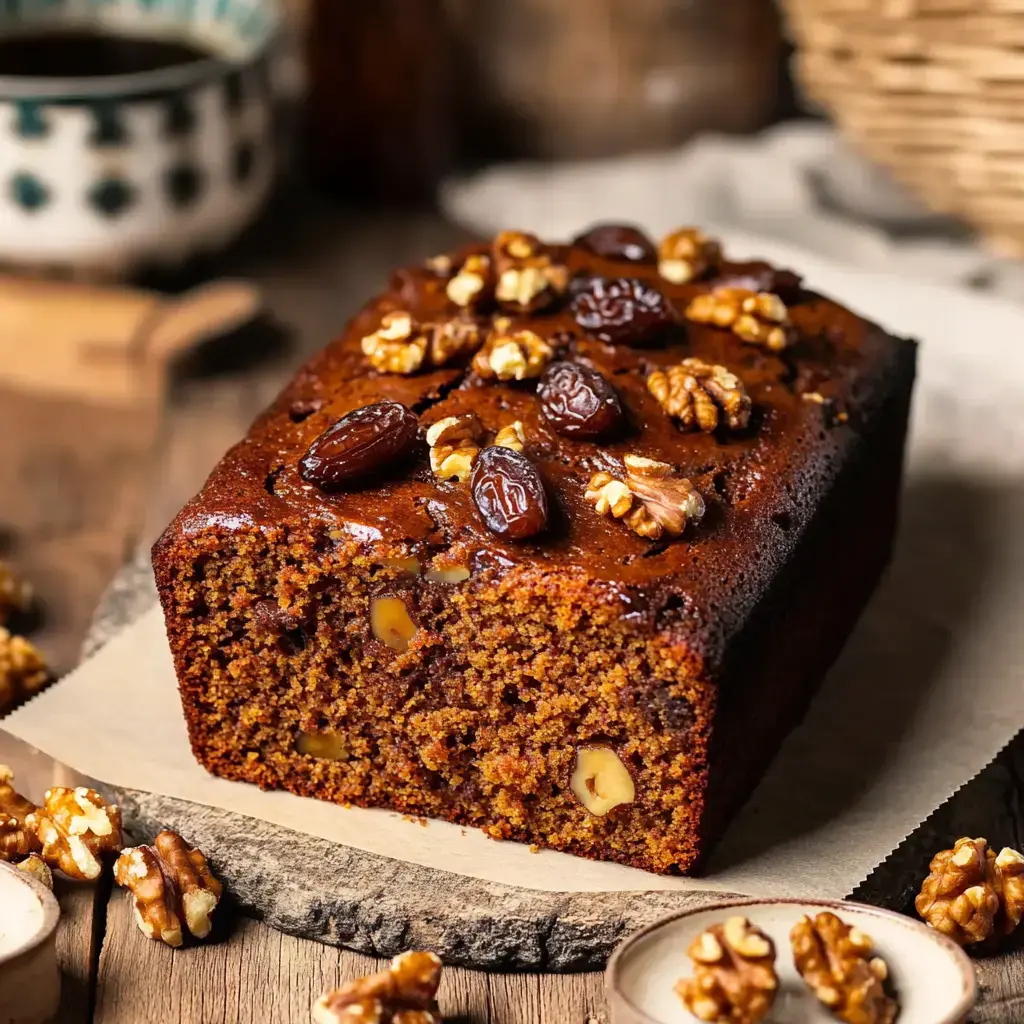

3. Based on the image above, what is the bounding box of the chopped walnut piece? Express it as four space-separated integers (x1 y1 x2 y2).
0 562 31 625
624 455 706 540
361 311 429 375
915 836 1002 945
492 231 569 314
0 765 40 862
27 786 123 881
472 327 553 381
445 254 494 310
791 912 897 1024
647 359 751 432
115 830 223 947
0 627 48 713
676 916 777 1024
423 253 453 276
493 421 525 453
313 950 443 1024
657 227 721 284
686 287 794 352
428 315 484 367
426 414 485 482
585 473 634 520
586 459 705 541
570 746 635 816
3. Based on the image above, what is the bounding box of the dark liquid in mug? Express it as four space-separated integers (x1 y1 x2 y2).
0 30 212 77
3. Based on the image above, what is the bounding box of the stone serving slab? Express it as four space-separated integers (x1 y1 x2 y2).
83 556 1022 972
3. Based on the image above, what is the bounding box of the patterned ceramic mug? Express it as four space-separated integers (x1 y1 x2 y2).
0 0 280 280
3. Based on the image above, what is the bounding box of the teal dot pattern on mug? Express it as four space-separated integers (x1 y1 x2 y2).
9 172 50 212
88 177 135 218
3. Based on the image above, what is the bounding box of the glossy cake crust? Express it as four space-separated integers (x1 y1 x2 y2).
153 230 917 875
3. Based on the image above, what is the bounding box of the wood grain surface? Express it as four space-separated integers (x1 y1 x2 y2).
6 195 1020 1022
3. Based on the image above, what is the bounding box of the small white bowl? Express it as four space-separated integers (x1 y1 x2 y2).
0 862 60 1024
606 897 976 1024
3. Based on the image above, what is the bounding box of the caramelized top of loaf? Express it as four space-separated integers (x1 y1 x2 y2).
159 225 915 659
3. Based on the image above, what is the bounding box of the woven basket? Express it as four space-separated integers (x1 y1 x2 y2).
785 0 1024 257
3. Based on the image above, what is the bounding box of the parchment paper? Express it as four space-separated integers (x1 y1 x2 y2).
4 236 1024 899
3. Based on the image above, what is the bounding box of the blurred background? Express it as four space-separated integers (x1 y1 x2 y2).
0 0 1020 691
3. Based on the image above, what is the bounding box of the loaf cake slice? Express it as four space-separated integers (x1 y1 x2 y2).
153 225 916 875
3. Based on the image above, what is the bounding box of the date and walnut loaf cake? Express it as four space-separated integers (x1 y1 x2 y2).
153 224 916 876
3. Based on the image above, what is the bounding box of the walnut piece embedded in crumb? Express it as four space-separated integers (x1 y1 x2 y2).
472 326 553 381
0 562 31 626
685 286 794 352
647 358 751 433
791 912 897 1024
361 311 429 375
657 227 721 284
114 830 223 948
0 628 48 714
492 231 569 314
914 836 1001 945
27 785 123 881
0 765 40 862
313 950 443 1024
426 414 485 482
676 916 777 1024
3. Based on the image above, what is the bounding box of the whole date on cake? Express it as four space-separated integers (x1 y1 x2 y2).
469 446 548 540
539 360 625 439
572 223 657 263
299 401 420 489
570 276 675 346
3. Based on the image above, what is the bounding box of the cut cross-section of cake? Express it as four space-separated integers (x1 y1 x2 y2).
153 225 916 875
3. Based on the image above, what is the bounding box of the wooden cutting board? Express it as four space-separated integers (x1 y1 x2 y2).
0 276 260 674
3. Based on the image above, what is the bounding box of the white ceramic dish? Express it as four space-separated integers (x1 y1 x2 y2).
0 861 60 1024
606 898 976 1024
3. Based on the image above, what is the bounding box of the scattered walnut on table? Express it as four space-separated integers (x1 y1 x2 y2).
915 836 1024 945
115 830 223 948
0 627 48 714
647 358 751 433
791 911 897 1024
685 286 794 352
17 853 53 889
27 785 123 881
676 916 777 1024
313 950 443 1024
0 765 40 863
657 227 722 285
361 311 429 375
472 325 553 381
426 414 485 482
914 836 1002 945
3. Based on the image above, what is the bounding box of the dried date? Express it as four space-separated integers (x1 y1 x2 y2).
470 446 548 540
570 277 675 346
299 401 420 490
573 223 656 263
539 361 624 440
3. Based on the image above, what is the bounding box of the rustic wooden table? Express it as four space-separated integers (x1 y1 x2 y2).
8 195 1021 1022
